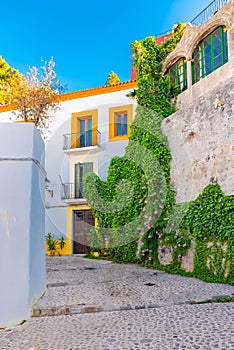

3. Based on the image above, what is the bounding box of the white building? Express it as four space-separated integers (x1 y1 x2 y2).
0 81 137 255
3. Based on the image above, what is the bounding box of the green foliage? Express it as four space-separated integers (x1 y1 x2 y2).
182 184 234 241
192 295 234 304
181 184 234 284
85 25 184 262
131 22 185 110
85 22 233 285
46 232 66 256
148 184 234 285
0 56 20 104
106 70 120 85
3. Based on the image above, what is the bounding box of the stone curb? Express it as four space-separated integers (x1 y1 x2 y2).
31 294 234 318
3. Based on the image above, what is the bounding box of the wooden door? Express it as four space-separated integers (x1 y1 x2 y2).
73 210 94 254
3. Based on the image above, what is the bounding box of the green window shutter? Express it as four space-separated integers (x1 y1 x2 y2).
83 162 93 177
75 163 81 198
75 162 93 198
83 162 93 197
192 26 229 86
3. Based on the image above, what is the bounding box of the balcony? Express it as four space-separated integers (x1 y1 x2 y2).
191 0 229 26
61 182 87 203
155 0 228 38
63 130 101 152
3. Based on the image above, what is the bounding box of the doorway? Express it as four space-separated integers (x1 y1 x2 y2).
73 210 95 254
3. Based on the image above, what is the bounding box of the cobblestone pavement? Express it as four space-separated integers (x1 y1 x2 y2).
0 256 234 349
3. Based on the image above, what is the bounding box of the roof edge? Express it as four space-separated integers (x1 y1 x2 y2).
0 80 137 113
57 80 137 102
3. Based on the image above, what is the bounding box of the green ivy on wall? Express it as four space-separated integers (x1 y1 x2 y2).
181 184 234 284
85 22 234 285
85 23 185 262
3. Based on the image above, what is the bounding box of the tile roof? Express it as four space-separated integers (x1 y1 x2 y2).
0 80 137 112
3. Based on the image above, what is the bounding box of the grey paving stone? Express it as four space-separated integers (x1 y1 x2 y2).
0 256 233 349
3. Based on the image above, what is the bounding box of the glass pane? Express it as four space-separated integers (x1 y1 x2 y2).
214 55 222 69
87 119 92 131
87 119 92 146
204 45 211 54
75 163 82 198
80 120 85 147
123 114 128 135
205 52 211 60
203 36 210 47
213 37 221 48
87 129 92 146
214 46 222 57
204 63 212 75
117 115 122 136
212 27 221 39
169 66 176 83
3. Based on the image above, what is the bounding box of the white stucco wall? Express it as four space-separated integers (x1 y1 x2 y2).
0 88 136 239
44 88 136 237
0 123 46 326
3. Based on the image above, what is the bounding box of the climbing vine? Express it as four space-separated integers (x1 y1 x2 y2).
85 23 185 262
85 22 233 285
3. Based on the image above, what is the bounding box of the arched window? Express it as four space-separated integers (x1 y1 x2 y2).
192 26 228 84
167 58 187 92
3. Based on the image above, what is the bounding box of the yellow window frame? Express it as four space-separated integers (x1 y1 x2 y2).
71 109 98 148
109 104 133 141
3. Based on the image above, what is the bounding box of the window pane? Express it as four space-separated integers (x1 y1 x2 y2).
123 114 128 135
204 45 211 54
203 36 210 47
213 37 221 49
192 26 228 85
214 55 222 69
204 63 212 75
212 27 221 39
117 115 122 136
80 120 85 147
87 119 92 146
87 130 92 146
87 119 92 130
214 46 222 57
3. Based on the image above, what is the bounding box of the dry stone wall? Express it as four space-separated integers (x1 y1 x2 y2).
161 76 234 204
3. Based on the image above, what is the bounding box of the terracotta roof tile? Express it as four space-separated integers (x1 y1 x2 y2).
0 80 137 112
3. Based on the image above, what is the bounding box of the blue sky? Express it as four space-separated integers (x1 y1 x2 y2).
1 0 212 92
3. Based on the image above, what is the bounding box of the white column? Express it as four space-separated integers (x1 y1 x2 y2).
0 123 46 327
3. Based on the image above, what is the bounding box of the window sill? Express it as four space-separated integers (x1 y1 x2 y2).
109 135 129 142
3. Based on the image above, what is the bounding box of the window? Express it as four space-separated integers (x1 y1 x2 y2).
192 26 228 84
115 112 128 136
79 117 92 147
109 105 133 141
167 58 187 92
75 162 93 198
71 109 98 148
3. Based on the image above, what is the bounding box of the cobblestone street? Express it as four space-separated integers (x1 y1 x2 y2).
1 256 234 349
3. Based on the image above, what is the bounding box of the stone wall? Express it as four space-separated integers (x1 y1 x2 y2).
161 76 234 204
162 0 234 107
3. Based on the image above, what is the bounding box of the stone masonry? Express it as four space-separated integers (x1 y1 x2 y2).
161 76 234 204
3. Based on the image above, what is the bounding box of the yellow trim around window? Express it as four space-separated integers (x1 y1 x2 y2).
109 104 133 142
71 109 98 148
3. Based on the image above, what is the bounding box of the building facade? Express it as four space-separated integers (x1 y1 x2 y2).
0 81 137 255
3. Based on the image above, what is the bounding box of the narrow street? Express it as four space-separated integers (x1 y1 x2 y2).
1 256 234 349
